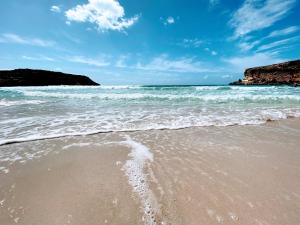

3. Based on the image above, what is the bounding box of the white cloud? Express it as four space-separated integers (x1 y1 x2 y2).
257 36 298 52
211 51 218 56
65 0 139 32
224 52 285 71
51 5 61 13
179 38 203 48
161 16 176 25
267 26 299 38
204 47 218 56
135 55 213 73
166 17 175 24
238 40 261 51
237 26 299 52
0 33 55 47
22 55 55 61
230 0 296 38
68 55 110 67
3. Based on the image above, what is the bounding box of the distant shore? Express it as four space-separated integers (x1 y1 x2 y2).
0 69 99 87
230 60 300 86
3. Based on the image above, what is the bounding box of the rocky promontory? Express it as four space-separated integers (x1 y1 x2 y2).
0 69 99 86
230 60 300 86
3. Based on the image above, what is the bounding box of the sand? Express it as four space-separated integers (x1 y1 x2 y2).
0 119 300 225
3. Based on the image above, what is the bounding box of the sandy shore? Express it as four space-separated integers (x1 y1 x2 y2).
1 119 300 225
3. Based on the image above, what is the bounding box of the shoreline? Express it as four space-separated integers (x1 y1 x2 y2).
1 116 299 147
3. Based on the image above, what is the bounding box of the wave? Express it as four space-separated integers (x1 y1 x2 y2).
19 90 300 102
0 85 143 91
0 99 46 107
1 110 299 146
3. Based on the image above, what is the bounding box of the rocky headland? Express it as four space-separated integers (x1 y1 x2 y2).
0 69 99 86
230 60 300 86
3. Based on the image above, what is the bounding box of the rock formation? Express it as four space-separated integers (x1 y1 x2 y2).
0 69 99 86
230 60 300 86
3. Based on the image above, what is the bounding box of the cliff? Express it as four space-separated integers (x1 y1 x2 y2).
229 60 300 86
0 69 99 87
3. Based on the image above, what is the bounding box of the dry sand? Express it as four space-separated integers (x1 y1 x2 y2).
1 119 300 225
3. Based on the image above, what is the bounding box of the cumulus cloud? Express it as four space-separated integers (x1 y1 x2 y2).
0 33 55 47
65 0 139 32
230 0 296 39
51 5 61 13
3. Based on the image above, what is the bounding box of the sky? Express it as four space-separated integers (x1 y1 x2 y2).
0 0 299 85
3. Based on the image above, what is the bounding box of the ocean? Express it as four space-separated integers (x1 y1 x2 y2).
1 85 300 145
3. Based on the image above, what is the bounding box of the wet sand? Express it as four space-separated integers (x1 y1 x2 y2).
1 119 300 225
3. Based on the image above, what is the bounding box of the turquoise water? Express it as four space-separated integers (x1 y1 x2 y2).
0 85 300 145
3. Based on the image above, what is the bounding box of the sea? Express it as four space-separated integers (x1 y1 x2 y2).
1 85 300 146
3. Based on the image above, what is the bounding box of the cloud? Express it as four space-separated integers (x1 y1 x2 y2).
257 36 299 52
224 52 285 71
65 0 139 32
115 55 129 68
237 26 299 52
135 55 213 73
0 33 55 47
178 38 203 48
238 40 261 51
51 5 61 13
67 55 110 67
166 16 175 24
211 51 218 56
161 16 176 25
267 26 299 38
205 47 218 56
229 0 296 39
22 55 55 61
209 0 220 7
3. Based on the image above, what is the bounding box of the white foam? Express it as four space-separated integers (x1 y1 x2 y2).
0 100 45 107
1 107 300 146
1 85 300 146
62 142 101 149
17 89 300 101
120 135 158 225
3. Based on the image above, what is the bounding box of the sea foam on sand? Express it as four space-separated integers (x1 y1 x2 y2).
120 135 160 225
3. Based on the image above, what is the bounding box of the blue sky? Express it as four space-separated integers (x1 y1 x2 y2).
0 0 299 85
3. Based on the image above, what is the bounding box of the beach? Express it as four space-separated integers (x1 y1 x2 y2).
1 0 300 223
1 118 300 225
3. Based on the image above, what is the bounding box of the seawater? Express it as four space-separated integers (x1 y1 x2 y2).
1 85 300 145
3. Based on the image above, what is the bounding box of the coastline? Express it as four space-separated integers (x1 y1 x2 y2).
1 115 300 147
1 118 300 225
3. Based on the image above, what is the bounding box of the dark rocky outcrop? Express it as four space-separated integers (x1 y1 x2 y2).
229 60 300 86
0 69 99 86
